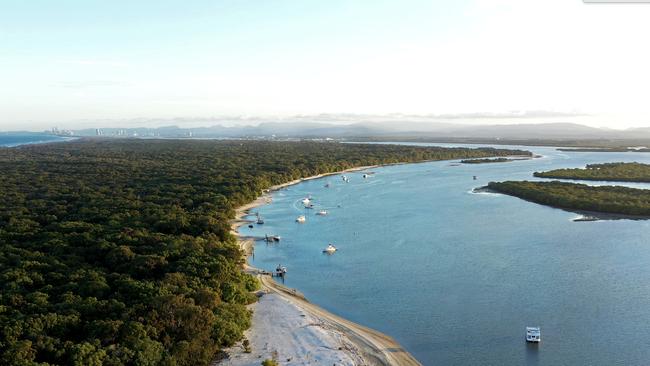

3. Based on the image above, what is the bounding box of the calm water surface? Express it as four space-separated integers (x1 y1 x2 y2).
0 133 70 147
241 144 650 366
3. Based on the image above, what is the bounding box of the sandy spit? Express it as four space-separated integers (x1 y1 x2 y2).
221 165 421 366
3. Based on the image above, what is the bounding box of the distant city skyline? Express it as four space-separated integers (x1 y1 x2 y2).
2 0 650 130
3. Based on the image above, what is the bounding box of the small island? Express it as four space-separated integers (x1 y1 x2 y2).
486 180 650 217
461 157 514 164
534 162 650 183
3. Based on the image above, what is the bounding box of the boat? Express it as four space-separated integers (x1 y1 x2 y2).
316 210 328 216
363 174 368 179
323 244 337 253
275 264 287 276
473 175 477 180
324 183 330 188
265 235 281 242
248 224 254 228
301 197 311 205
296 215 306 223
526 327 541 343
256 213 264 224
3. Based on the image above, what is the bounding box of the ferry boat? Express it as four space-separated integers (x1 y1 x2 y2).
296 215 306 223
323 244 337 253
526 327 541 343
316 210 328 216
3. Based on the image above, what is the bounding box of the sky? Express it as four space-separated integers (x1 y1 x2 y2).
1 0 650 131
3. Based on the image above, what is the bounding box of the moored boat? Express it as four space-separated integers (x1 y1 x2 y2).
275 264 287 276
296 215 306 223
526 327 541 343
323 244 337 253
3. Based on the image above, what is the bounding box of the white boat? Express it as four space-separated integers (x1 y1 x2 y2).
323 244 337 253
256 212 264 224
275 265 287 276
296 215 306 223
316 210 328 216
301 198 311 205
526 327 541 343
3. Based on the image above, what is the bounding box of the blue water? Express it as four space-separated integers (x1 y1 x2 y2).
241 144 650 366
0 133 71 147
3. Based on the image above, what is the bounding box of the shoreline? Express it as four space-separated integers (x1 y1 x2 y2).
225 164 421 365
475 185 650 221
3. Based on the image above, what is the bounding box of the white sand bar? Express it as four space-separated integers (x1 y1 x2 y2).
220 292 363 365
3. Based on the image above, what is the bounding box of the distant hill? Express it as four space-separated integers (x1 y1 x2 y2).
70 118 650 143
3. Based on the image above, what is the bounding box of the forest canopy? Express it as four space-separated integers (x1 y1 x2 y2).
534 162 650 183
0 139 530 365
487 180 650 216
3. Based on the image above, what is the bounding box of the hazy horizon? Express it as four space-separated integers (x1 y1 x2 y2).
2 0 650 131
2 112 647 133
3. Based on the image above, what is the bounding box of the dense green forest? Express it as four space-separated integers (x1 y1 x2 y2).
0 139 528 366
460 157 518 164
534 162 650 182
487 180 650 216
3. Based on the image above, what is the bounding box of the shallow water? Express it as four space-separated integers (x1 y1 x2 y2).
242 144 650 366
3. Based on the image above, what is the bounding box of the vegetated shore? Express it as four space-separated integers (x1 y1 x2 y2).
474 185 650 222
222 165 421 366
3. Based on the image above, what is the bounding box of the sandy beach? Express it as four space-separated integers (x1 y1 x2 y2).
221 166 421 366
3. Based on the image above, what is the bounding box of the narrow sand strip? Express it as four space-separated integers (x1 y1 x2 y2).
222 166 421 365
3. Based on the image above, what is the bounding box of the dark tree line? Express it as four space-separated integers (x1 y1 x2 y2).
488 180 650 216
534 162 650 183
0 139 529 365
461 157 520 164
